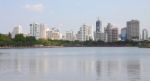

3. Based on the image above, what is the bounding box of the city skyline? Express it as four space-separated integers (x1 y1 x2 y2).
10 19 144 42
0 0 150 33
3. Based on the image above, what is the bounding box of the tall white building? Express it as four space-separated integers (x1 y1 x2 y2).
76 24 94 41
127 20 140 41
142 29 149 41
30 23 40 39
30 23 48 39
39 24 47 39
12 25 22 38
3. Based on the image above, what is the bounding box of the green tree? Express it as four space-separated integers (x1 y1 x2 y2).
13 34 26 46
0 34 12 46
26 36 36 46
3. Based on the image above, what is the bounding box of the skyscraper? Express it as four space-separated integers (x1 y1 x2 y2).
142 29 149 41
126 20 140 41
12 25 22 38
94 18 105 41
96 18 102 33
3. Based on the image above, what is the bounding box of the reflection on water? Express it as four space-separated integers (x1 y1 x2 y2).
0 47 150 81
127 60 141 81
96 60 101 80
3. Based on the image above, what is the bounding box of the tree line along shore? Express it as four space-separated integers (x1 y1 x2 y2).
0 34 150 48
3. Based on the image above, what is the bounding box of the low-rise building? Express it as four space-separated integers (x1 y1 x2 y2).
46 28 62 40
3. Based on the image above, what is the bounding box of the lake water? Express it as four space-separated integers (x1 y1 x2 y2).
0 47 150 81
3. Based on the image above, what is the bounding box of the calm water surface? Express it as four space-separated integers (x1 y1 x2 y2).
0 47 150 81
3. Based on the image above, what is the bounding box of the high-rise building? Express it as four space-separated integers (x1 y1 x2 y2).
105 23 113 42
76 24 93 41
30 23 48 39
39 24 47 39
12 25 22 38
127 20 140 41
104 23 118 42
142 29 149 41
96 18 102 33
121 27 127 41
30 23 40 39
94 18 105 41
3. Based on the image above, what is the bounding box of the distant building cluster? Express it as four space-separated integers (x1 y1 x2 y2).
11 19 149 42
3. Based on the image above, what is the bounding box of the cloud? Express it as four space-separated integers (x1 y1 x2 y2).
25 4 44 12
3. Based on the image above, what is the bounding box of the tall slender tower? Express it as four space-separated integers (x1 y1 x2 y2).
96 17 102 33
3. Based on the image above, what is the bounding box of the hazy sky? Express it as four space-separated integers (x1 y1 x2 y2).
0 0 150 34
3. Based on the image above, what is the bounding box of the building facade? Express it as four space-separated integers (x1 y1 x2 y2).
39 24 47 39
127 20 140 41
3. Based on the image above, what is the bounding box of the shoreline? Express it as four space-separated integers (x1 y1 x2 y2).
0 46 64 49
0 46 140 49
